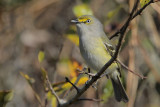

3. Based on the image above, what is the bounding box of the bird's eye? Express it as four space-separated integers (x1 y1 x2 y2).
86 19 91 23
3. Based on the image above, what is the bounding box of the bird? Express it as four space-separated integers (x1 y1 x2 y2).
71 15 129 102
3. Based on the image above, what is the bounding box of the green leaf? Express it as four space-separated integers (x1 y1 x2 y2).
140 0 150 7
38 51 45 63
41 68 47 80
0 90 14 107
20 72 35 85
73 3 93 17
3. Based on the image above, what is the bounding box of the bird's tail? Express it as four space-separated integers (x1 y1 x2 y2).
111 75 129 103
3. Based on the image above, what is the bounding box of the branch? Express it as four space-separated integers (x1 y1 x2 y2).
109 0 155 40
77 68 96 77
131 0 154 20
116 59 147 79
46 75 66 105
65 77 80 93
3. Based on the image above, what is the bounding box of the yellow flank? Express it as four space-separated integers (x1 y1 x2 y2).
87 37 118 70
89 37 108 55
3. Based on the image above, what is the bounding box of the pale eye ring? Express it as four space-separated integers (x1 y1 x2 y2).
86 19 91 23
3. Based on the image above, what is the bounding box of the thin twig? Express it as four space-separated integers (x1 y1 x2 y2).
65 77 80 93
109 30 120 40
77 68 99 90
46 75 63 104
20 72 43 107
109 0 155 40
77 68 96 77
116 59 147 79
131 0 154 20
63 73 83 98
105 37 146 79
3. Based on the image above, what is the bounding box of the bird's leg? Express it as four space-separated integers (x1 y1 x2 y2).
83 68 98 86
77 67 96 77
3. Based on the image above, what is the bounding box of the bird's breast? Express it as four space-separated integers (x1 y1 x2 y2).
79 35 111 71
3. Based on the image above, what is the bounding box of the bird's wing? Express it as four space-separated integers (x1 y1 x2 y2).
101 32 115 47
100 33 115 55
101 33 121 73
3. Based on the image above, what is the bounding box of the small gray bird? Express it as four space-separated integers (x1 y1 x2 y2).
71 15 129 102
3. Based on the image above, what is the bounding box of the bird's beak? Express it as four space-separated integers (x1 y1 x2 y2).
71 19 79 24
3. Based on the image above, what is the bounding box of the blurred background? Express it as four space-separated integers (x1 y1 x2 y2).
0 0 160 107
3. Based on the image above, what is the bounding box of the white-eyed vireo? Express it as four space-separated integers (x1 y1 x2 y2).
71 15 129 102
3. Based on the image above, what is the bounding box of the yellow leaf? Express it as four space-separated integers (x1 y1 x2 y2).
77 76 88 85
41 67 47 80
66 34 79 46
62 77 77 89
47 92 57 107
38 51 45 63
140 0 150 7
72 61 82 70
62 76 88 89
73 3 93 17
20 72 35 85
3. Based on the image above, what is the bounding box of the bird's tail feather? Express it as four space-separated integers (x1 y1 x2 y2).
111 76 129 103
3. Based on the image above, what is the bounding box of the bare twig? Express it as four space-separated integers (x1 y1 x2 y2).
46 75 65 105
77 68 96 77
117 59 147 79
65 77 80 93
131 0 154 20
63 73 83 98
105 37 146 79
77 68 99 90
109 31 120 40
109 0 155 40
20 72 43 107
